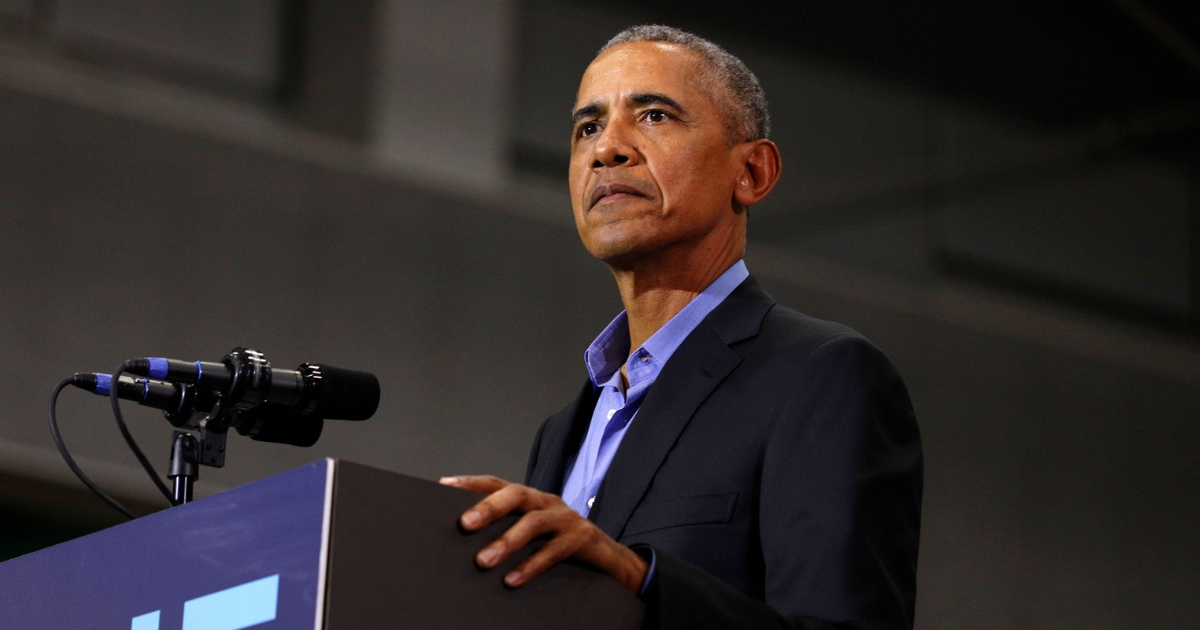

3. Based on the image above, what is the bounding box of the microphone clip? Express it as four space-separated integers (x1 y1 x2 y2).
167 418 230 505
165 386 238 506
168 431 200 505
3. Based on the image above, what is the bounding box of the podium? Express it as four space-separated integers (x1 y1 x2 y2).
0 459 643 629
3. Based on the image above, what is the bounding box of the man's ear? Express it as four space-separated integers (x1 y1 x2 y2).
732 140 782 209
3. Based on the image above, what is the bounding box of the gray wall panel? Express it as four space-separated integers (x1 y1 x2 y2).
757 276 1200 629
0 86 616 490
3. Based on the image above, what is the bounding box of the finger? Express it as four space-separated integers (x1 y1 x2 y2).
511 529 648 594
439 474 510 494
503 528 588 587
462 483 550 531
440 475 513 530
475 506 567 569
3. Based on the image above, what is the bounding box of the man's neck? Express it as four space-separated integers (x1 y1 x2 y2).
610 244 743 355
611 254 739 389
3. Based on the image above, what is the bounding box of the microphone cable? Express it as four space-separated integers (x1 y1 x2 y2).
110 361 174 503
48 376 136 520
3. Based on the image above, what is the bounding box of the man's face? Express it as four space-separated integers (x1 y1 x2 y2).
569 42 744 268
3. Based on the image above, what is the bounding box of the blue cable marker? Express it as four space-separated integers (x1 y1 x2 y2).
181 574 280 630
130 610 160 630
94 373 113 396
147 358 170 380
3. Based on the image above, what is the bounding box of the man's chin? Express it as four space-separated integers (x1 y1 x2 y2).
583 237 663 271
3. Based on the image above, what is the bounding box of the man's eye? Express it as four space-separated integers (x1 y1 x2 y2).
579 122 600 136
646 110 669 123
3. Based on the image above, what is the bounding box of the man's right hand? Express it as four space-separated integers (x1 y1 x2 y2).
439 475 648 594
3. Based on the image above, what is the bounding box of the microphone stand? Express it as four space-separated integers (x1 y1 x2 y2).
165 396 233 506
168 431 199 505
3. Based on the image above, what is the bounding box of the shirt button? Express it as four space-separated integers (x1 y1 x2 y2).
607 408 616 420
587 496 595 508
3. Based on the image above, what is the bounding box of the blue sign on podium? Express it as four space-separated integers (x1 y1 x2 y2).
0 459 334 630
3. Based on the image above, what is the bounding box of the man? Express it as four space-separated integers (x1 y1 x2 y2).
440 25 922 629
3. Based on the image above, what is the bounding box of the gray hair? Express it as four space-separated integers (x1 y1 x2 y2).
601 25 770 143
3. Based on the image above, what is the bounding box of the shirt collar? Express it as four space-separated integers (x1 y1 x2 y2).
584 312 631 386
584 260 749 388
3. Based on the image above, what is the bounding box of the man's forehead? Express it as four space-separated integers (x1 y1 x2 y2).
575 42 705 106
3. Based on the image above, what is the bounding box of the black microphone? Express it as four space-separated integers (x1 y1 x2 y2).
73 372 180 407
71 373 215 422
232 404 324 447
72 373 325 447
123 348 380 422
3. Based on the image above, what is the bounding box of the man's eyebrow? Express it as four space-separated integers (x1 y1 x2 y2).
630 93 686 114
570 93 687 126
571 103 603 125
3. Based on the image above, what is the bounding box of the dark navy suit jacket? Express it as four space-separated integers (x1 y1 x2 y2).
524 276 923 629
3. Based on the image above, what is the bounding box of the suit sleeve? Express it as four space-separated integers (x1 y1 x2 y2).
523 417 549 486
639 335 923 630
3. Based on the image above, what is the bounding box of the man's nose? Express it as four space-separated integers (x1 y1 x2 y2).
592 119 638 168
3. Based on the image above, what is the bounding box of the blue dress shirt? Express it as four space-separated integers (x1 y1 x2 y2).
561 259 750 518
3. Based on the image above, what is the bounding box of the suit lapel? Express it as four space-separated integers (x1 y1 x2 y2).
589 276 775 538
528 379 598 494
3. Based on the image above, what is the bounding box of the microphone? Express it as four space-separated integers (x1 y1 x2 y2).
72 373 325 447
74 372 178 406
123 348 380 422
232 404 324 447
72 373 216 423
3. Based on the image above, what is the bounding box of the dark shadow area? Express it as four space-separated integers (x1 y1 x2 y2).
0 473 162 562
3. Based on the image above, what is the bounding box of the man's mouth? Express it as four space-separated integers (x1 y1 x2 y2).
589 182 649 210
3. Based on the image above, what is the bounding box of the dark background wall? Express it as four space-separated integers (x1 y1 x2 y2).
1 1 1198 628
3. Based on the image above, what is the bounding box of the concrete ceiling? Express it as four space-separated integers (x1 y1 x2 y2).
596 0 1200 128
